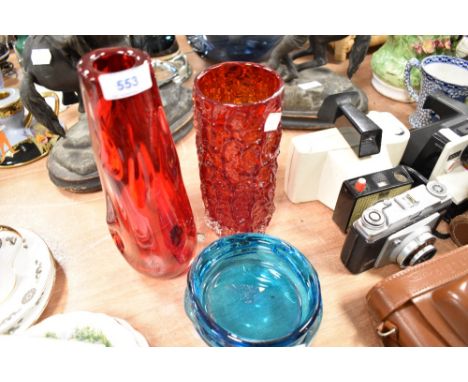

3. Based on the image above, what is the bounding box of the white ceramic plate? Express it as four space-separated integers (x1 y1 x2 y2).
113 317 149 347
10 260 55 333
0 227 23 303
0 228 55 334
371 73 414 103
23 311 148 347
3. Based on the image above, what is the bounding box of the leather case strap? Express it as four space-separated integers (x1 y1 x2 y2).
450 212 468 247
366 246 468 321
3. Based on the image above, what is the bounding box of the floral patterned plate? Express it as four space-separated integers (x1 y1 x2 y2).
8 258 55 333
23 311 148 347
0 227 55 334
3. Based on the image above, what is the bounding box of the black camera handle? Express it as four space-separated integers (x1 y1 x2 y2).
316 92 383 157
317 92 381 134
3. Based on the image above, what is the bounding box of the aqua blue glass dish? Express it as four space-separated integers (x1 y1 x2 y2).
185 233 323 347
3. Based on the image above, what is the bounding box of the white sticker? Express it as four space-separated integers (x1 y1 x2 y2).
264 112 282 132
98 61 152 101
298 81 323 91
31 49 52 65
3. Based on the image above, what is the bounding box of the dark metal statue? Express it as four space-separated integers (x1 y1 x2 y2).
20 35 194 192
268 35 371 81
20 35 129 137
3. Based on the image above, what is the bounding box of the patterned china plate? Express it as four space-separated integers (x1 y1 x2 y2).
9 259 55 333
23 311 149 347
0 227 55 334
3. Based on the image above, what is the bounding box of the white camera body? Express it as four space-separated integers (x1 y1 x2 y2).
284 111 410 209
430 128 468 205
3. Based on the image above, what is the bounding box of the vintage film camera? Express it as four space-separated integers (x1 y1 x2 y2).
332 166 414 233
401 93 468 206
340 181 452 274
284 94 410 209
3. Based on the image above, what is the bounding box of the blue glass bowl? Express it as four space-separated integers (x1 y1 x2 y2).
186 35 283 63
185 233 323 346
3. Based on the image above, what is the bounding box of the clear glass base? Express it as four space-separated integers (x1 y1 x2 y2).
204 214 267 237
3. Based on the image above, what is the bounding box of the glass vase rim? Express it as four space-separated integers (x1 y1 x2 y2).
186 232 322 346
76 46 151 80
193 61 285 108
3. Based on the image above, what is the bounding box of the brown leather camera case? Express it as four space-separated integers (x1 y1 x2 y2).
450 212 468 246
366 245 468 346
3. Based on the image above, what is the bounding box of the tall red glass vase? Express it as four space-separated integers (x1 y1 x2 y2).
194 62 284 236
77 47 196 278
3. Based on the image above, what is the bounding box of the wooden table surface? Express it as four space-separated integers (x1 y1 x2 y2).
0 36 457 346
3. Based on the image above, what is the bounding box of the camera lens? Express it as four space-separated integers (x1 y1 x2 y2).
396 231 437 268
409 245 437 265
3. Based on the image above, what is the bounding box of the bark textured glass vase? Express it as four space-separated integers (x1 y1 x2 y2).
77 47 196 278
193 62 284 236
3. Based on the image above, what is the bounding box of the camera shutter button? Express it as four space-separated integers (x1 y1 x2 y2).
354 178 367 193
369 211 381 221
363 209 385 228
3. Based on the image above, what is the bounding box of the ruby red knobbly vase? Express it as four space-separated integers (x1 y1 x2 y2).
193 62 284 236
